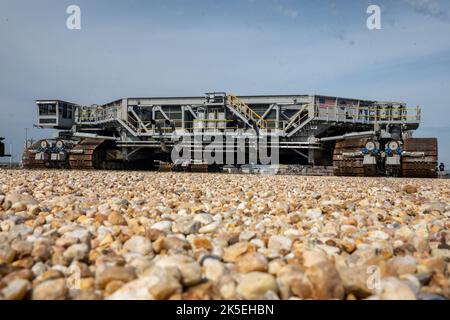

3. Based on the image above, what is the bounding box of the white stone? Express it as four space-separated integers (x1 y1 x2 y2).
123 235 153 255
268 235 292 253
307 208 322 219
150 221 172 233
203 258 226 283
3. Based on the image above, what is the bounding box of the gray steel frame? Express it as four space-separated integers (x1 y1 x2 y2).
35 93 421 163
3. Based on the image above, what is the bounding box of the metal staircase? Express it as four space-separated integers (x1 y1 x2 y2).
284 105 313 137
227 94 267 129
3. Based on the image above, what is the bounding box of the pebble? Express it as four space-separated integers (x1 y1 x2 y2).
193 237 213 251
148 270 182 299
203 258 226 283
403 185 418 194
0 244 16 264
63 243 89 261
150 255 201 286
95 266 137 289
378 277 417 300
5 192 38 207
31 261 48 277
108 211 127 226
302 250 329 268
239 231 256 242
1 278 30 300
276 265 303 299
235 252 268 273
268 235 292 253
368 230 390 240
223 242 255 262
104 280 124 296
31 242 51 261
0 170 448 300
107 276 157 300
307 208 322 219
65 228 90 243
32 278 68 300
172 217 200 235
303 261 345 299
199 221 220 234
150 221 172 233
389 256 417 276
421 202 446 213
336 264 372 298
123 236 153 256
236 272 278 300
155 237 187 254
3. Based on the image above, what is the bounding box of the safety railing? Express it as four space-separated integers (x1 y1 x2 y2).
76 106 118 124
124 113 140 132
76 105 288 136
122 120 284 135
312 104 420 124
286 111 310 131
227 95 268 129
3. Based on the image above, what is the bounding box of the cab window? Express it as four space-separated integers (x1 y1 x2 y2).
39 103 57 115
62 103 68 118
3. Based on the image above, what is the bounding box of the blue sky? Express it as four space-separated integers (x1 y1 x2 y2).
0 0 449 164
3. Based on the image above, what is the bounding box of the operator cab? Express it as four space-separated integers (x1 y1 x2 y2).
36 100 77 129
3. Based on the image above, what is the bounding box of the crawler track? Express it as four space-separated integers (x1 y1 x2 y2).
22 140 49 169
333 137 438 178
333 138 367 177
68 139 105 169
402 138 438 178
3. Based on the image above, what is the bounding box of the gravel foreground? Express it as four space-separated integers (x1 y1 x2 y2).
0 169 449 300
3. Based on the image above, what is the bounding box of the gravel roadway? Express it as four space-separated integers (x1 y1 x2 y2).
0 169 449 300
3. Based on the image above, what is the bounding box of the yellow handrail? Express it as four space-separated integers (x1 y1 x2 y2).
227 94 267 129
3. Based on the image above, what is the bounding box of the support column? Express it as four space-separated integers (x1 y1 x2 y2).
275 105 280 130
308 149 315 165
181 106 185 130
152 106 156 131
120 98 128 121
